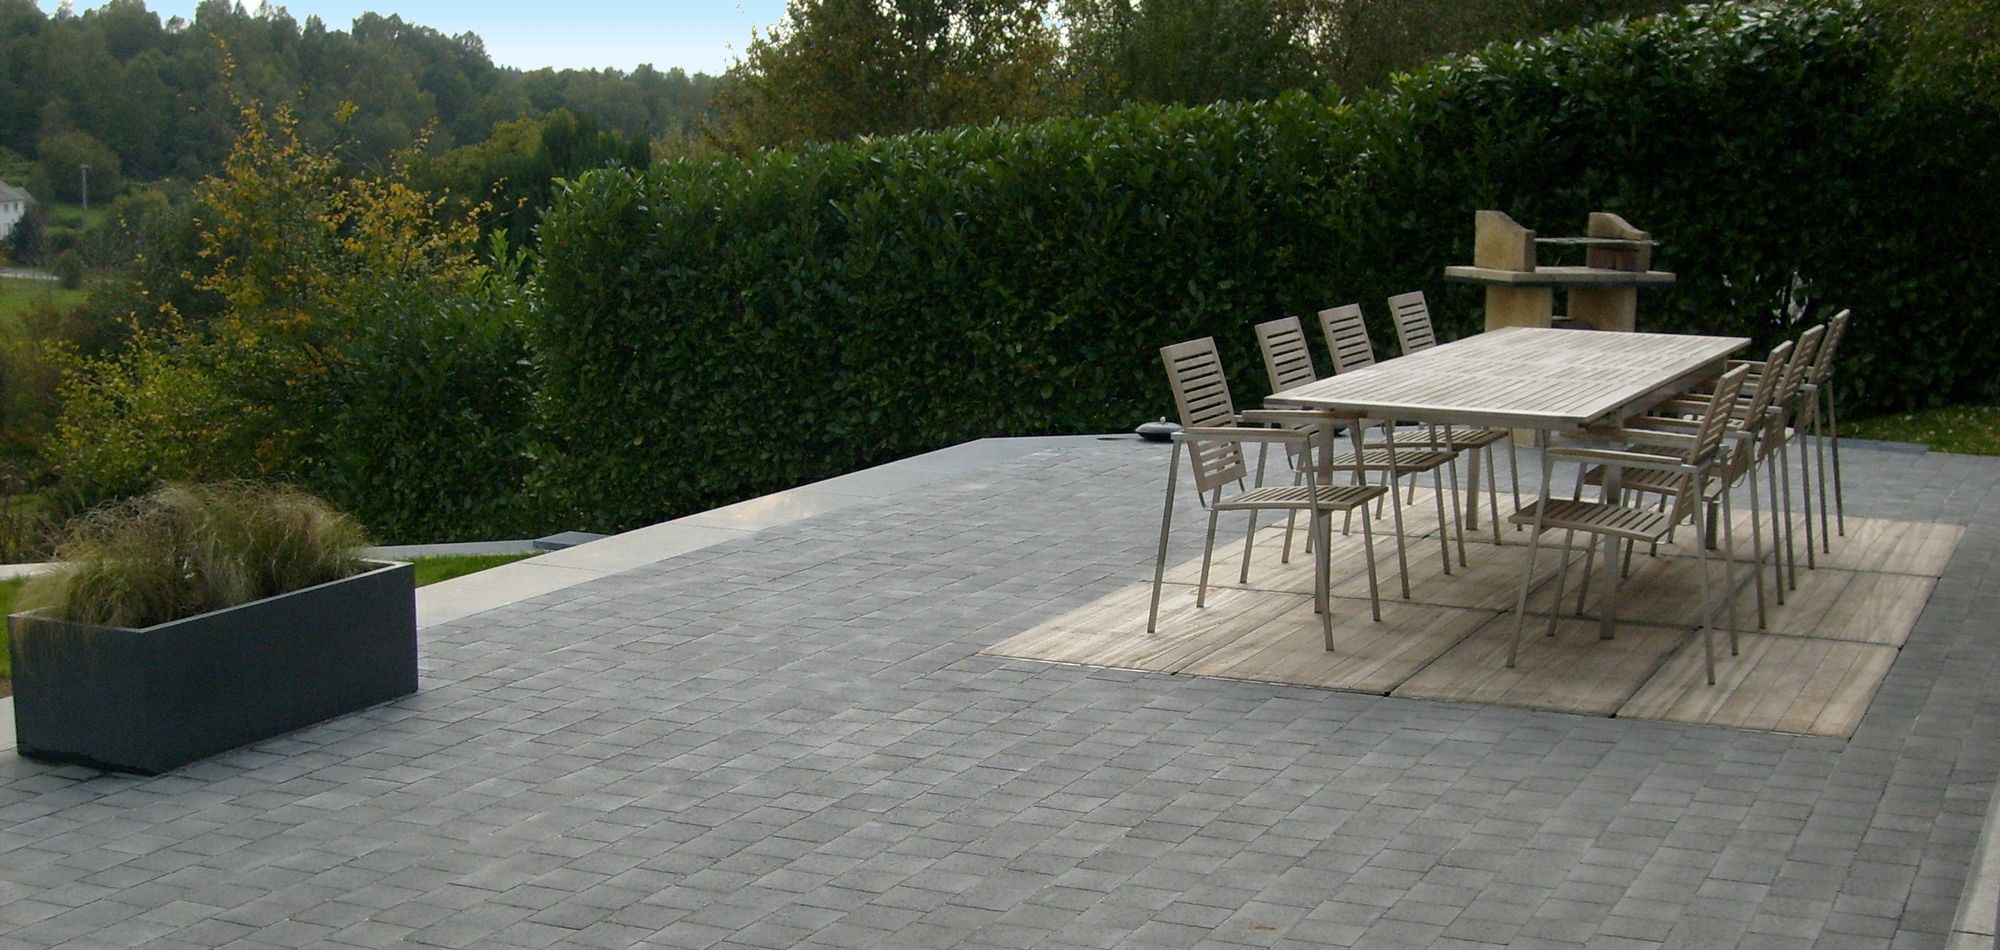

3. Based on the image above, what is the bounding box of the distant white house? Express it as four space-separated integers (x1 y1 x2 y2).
0 180 34 242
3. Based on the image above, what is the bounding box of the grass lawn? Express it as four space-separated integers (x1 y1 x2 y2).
409 553 535 586
0 576 19 689
43 201 109 232
0 276 87 326
1846 405 2000 457
0 553 533 696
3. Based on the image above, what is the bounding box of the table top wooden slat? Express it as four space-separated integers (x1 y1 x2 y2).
1267 327 1748 430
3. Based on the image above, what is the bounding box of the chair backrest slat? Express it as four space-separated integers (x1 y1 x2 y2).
1777 323 1826 410
1811 309 1851 383
1317 303 1377 374
1733 339 1793 470
1689 365 1750 467
1387 290 1437 355
1739 340 1794 427
1254 316 1318 394
1160 338 1248 492
1670 363 1751 522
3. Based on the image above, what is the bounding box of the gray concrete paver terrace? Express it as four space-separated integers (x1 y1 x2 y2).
1 436 1998 947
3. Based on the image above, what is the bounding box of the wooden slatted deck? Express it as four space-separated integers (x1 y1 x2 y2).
982 497 1961 738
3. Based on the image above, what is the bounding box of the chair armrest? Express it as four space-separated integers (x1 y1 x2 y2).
1627 415 1700 432
1177 426 1310 446
1584 426 1694 446
1238 408 1363 426
1546 446 1692 475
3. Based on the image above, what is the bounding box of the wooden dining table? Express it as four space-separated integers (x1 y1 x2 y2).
1265 326 1749 638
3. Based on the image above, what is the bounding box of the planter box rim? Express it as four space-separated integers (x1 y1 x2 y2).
7 558 408 632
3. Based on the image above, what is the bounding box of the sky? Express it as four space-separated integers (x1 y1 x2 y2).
39 1 791 75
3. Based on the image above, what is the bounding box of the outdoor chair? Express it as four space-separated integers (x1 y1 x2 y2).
1801 309 1852 546
1593 338 1795 630
1692 322 1826 587
1378 293 1522 549
1507 364 1752 684
1150 338 1391 647
1253 315 1445 597
1762 323 1828 583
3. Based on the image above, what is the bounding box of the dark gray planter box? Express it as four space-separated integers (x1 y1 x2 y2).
7 560 417 775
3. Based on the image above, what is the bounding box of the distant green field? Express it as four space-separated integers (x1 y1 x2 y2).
43 201 109 231
1847 405 2000 457
0 276 87 325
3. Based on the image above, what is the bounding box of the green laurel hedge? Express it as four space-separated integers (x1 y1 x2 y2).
535 0 2000 532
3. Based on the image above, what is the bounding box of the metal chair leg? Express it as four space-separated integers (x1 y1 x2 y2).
1509 529 1545 669
1797 426 1817 570
1147 443 1182 633
1721 485 1740 649
1316 511 1333 646
1694 491 1715 684
1547 530 1577 640
1387 469 1413 599
1748 454 1768 629
1814 402 1831 553
1778 437 1798 590
1829 387 1845 536
1766 445 1787 604
1360 503 1381 623
1197 507 1221 608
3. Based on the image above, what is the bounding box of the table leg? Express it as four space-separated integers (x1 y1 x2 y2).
1598 463 1622 641
1464 440 1482 532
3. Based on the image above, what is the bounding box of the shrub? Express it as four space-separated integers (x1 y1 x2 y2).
51 249 84 290
43 337 261 512
534 0 2000 532
298 267 544 543
17 482 370 629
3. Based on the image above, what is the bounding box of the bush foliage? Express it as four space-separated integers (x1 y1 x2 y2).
535 0 2000 532
45 105 544 543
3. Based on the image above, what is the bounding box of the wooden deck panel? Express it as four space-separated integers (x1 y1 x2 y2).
1814 518 1963 576
1393 613 1687 717
1180 598 1493 694
981 582 1304 673
1618 633 1896 736
1804 572 1936 645
1331 537 1549 611
1624 514 1961 577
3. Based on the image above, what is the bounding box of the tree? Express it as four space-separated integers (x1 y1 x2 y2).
413 109 650 251
1058 0 1689 110
1060 0 1323 110
36 129 120 203
715 0 1061 147
1873 0 2000 107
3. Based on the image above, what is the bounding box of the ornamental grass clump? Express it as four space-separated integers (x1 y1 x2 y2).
18 483 370 629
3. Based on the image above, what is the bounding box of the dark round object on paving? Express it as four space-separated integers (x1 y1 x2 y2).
1136 418 1182 442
